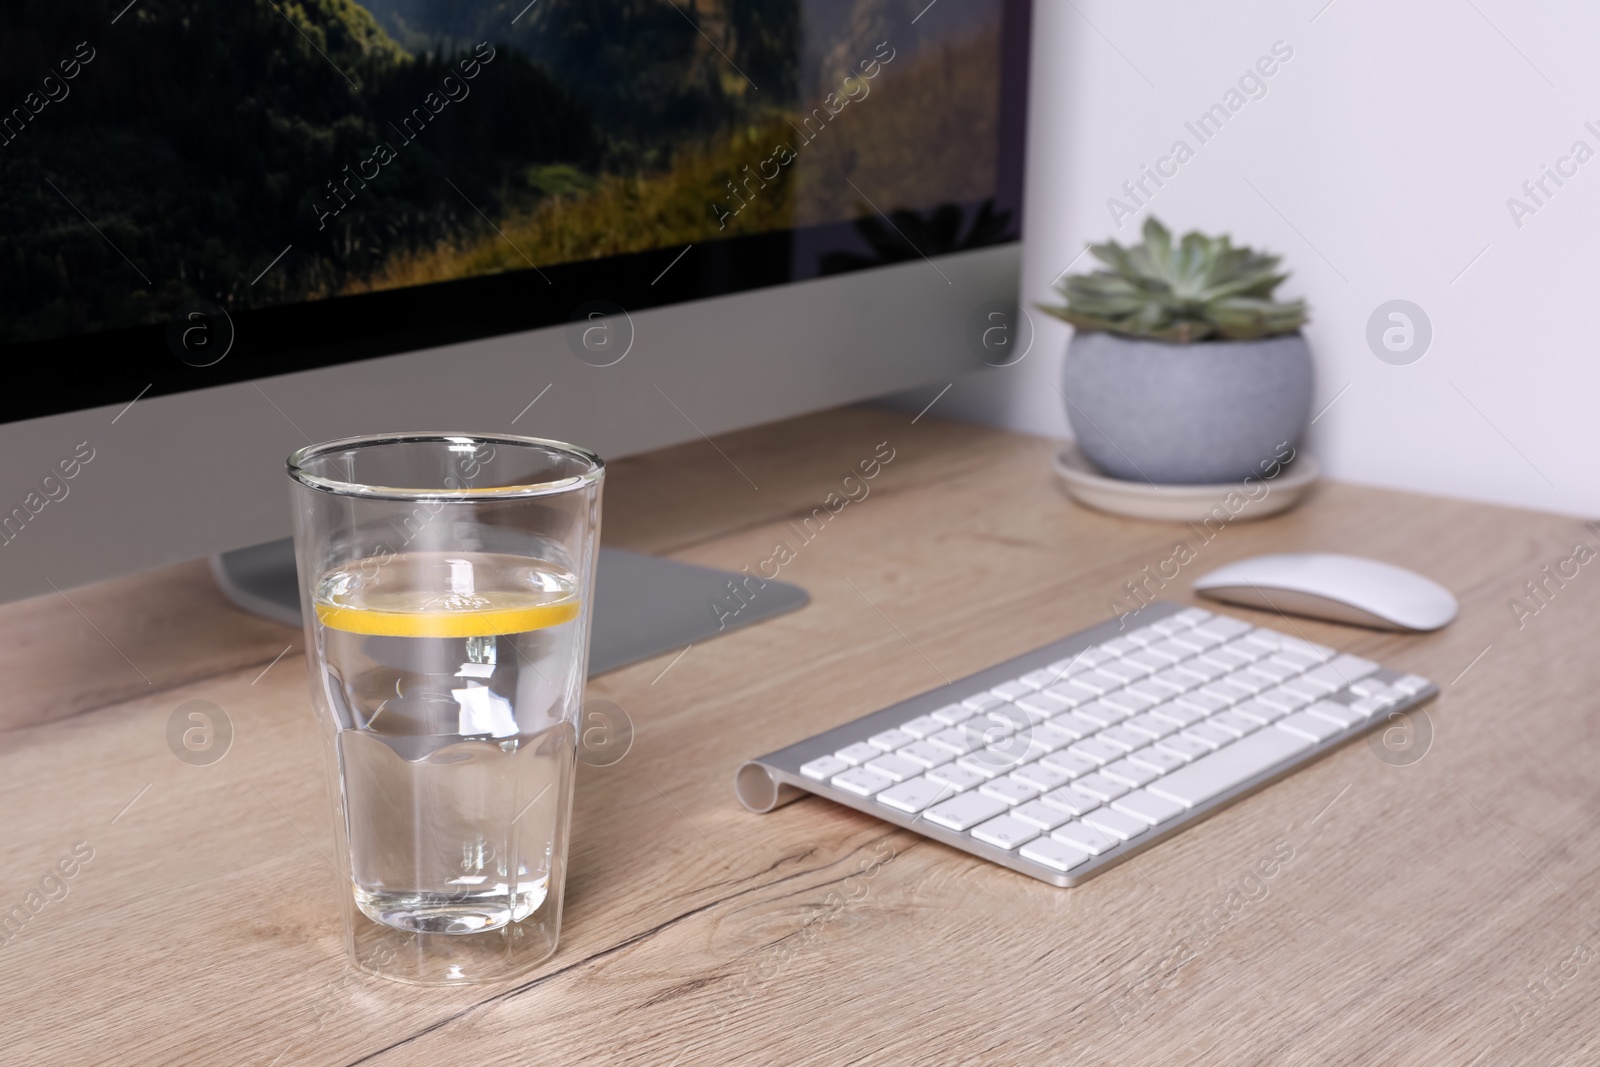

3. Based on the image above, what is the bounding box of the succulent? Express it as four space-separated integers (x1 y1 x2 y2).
1040 217 1308 343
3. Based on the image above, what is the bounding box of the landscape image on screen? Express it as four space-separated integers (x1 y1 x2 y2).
0 0 1009 344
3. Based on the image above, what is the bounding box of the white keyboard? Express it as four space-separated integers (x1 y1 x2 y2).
736 601 1437 886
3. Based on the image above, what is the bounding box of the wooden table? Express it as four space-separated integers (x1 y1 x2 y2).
4 406 1597 1065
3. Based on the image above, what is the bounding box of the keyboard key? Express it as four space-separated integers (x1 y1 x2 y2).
1126 679 1175 703
1148 728 1312 807
1099 726 1149 752
864 754 921 782
991 680 1035 701
1020 836 1093 872
925 792 1010 831
1041 785 1102 816
835 742 883 766
1101 759 1158 787
868 728 916 751
898 715 944 738
1048 681 1101 706
1073 670 1126 696
1103 689 1158 713
1242 629 1285 651
1112 789 1186 826
963 693 1008 711
980 777 1042 805
1247 660 1297 683
1231 698 1288 725
1082 807 1148 841
1175 629 1225 651
1015 692 1070 716
1176 658 1229 682
1276 712 1342 742
1004 703 1052 728
1150 616 1193 636
1351 696 1390 718
1069 738 1125 765
1278 677 1327 700
898 740 956 768
1045 712 1099 739
1323 654 1380 685
1174 692 1228 716
1271 650 1321 672
1154 735 1211 762
1124 625 1165 647
929 728 980 755
1079 647 1117 667
1124 650 1169 673
832 766 895 796
1020 668 1063 690
1202 681 1253 705
1220 639 1268 662
926 764 986 792
1071 773 1129 802
1151 668 1202 693
1075 702 1128 727
1145 640 1193 664
1013 799 1075 830
1102 637 1140 657
1200 648 1252 672
956 752 1018 779
801 755 850 780
1128 746 1186 775
1224 671 1273 695
1028 722 1080 751
1124 712 1177 740
931 702 977 725
1182 723 1235 750
1392 673 1432 695
1039 751 1100 779
876 776 954 813
985 705 1031 733
1256 688 1308 713
1046 655 1093 676
1209 711 1260 738
971 814 1040 850
1054 821 1118 855
1098 661 1145 684
1306 701 1363 728
1173 608 1213 625
1151 702 1205 727
1012 762 1076 791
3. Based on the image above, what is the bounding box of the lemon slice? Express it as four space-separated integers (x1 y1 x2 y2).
315 594 580 638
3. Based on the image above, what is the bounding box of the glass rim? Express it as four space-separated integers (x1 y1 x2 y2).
287 431 604 501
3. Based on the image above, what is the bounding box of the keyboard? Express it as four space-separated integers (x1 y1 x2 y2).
736 601 1437 886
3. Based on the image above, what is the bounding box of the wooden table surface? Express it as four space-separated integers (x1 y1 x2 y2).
3 406 1598 1065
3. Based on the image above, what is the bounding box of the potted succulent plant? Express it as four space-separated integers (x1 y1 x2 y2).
1041 218 1312 485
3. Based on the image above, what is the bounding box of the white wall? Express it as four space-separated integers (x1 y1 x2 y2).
926 0 1600 517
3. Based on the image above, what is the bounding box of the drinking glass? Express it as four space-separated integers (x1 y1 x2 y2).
287 432 603 984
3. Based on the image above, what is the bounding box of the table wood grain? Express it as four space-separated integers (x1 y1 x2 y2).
3 406 1597 1065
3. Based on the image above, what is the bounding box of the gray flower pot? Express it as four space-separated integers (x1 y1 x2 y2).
1062 331 1314 485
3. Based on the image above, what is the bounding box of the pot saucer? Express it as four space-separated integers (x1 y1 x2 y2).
1051 444 1319 523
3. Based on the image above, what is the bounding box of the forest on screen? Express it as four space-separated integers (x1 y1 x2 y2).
0 0 1001 342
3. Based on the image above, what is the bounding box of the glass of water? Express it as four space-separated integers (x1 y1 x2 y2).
287 432 603 984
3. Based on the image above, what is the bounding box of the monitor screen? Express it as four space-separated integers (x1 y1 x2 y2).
0 0 1028 423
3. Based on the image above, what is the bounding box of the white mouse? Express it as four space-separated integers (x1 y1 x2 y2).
1192 552 1458 632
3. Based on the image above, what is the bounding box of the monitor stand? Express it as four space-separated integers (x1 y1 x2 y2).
209 538 808 677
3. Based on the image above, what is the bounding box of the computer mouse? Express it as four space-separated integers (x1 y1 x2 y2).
1192 552 1458 632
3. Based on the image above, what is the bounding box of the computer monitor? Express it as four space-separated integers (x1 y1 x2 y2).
0 0 1030 622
